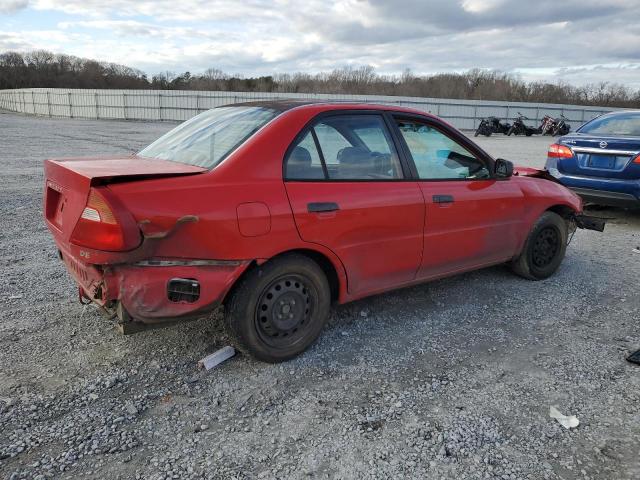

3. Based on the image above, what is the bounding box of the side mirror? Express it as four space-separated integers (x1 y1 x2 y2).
495 158 514 178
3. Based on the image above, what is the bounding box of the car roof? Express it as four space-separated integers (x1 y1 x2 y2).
597 110 640 118
229 99 435 117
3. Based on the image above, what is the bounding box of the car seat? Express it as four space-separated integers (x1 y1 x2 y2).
286 146 323 179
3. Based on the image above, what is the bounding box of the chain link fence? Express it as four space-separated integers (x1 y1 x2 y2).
0 88 617 130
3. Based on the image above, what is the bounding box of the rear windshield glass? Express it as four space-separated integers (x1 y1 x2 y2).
578 113 640 136
138 106 278 168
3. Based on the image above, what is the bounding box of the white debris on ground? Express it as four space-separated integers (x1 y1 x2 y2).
549 406 580 429
197 346 236 370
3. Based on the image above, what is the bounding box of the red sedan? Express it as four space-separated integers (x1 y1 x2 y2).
43 102 603 362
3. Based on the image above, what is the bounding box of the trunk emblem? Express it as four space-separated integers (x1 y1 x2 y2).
599 141 608 148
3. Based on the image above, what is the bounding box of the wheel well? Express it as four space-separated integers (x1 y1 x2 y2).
222 249 341 306
296 249 340 302
275 249 341 303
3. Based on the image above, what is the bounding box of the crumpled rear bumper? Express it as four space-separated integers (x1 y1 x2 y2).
58 243 250 328
109 261 250 323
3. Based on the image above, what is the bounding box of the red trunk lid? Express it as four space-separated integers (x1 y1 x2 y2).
44 155 206 243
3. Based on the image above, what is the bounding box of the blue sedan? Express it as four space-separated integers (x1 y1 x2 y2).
545 111 640 208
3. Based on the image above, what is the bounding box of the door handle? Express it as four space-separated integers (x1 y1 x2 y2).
307 202 340 213
433 195 454 204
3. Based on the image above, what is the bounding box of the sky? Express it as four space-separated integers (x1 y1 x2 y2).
1 0 640 87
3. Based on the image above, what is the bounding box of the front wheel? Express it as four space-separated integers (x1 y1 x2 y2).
511 211 568 280
507 125 515 136
224 253 331 363
475 123 488 137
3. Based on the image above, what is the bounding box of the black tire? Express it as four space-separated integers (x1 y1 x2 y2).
475 123 489 137
507 125 515 136
224 253 331 363
511 211 568 280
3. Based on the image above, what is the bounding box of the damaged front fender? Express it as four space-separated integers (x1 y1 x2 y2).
514 166 562 184
573 214 606 232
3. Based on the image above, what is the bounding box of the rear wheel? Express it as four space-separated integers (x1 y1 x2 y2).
475 123 487 137
511 211 568 280
224 253 331 363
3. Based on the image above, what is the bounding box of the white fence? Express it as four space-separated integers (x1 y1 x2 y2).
0 88 617 130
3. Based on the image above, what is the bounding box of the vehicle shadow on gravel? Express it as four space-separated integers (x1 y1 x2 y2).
100 234 622 372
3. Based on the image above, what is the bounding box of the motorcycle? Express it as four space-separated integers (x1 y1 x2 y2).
474 116 512 137
540 115 557 136
507 112 540 136
551 114 571 136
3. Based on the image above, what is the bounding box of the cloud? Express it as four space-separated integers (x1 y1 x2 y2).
0 29 79 52
0 0 29 14
33 0 283 21
1 0 640 88
461 0 506 14
58 20 213 40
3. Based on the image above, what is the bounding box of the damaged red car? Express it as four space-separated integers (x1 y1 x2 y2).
44 102 604 362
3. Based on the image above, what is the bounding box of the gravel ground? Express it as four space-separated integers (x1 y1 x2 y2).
1 111 639 480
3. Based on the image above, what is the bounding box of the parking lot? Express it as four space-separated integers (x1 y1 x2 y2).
0 110 639 480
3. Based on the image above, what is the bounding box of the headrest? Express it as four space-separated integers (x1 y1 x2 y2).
289 146 312 165
337 146 369 165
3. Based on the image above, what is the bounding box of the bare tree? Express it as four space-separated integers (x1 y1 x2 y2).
0 50 638 107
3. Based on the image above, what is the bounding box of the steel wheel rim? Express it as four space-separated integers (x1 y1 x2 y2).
532 226 560 268
255 274 315 349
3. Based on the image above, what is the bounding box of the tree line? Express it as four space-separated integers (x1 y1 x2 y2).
1 50 639 108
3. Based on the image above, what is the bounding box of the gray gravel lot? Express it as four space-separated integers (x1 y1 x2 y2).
1 111 639 480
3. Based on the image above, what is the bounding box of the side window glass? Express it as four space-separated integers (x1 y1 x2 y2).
313 123 351 167
352 126 391 155
315 115 403 180
397 121 490 180
284 130 325 180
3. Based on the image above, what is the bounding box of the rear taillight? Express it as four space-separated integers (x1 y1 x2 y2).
70 188 130 251
548 144 574 158
633 155 640 164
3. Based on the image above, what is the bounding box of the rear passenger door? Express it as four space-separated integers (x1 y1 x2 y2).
284 113 425 296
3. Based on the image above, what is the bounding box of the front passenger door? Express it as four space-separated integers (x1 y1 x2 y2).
393 117 526 279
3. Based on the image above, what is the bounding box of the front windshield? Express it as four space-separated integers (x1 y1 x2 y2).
578 113 640 136
138 106 279 168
